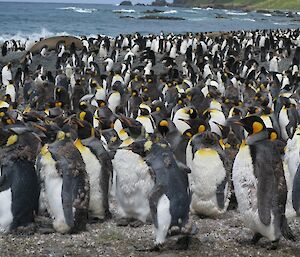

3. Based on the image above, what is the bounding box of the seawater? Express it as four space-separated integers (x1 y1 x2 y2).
0 1 299 42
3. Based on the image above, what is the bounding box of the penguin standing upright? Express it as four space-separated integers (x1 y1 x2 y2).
37 128 89 233
232 116 295 249
145 140 192 247
74 120 112 220
186 131 231 217
112 138 154 227
284 125 300 216
0 126 40 233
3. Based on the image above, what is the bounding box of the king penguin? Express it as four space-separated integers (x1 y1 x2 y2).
232 116 295 249
37 128 90 233
74 120 112 221
186 131 231 217
0 125 40 233
145 140 192 248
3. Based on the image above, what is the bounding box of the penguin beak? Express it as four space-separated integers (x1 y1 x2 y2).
233 121 244 127
33 124 47 132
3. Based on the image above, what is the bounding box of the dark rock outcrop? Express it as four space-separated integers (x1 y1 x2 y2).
119 1 133 6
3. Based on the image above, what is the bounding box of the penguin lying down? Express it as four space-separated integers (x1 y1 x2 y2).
125 138 198 251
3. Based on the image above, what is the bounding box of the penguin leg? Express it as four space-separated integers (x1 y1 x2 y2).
129 219 144 228
267 240 279 250
251 233 263 244
116 217 131 226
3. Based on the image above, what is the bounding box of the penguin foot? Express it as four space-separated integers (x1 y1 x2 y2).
116 218 130 226
267 240 279 250
105 210 112 220
129 220 144 228
11 223 36 235
37 227 55 234
175 235 191 250
251 233 263 245
89 217 105 224
134 243 162 252
182 222 199 236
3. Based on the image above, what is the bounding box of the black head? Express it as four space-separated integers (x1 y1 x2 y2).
235 116 266 135
157 119 169 136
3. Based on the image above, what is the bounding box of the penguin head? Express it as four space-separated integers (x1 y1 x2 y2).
97 100 107 108
235 116 266 135
187 107 198 119
76 119 94 140
267 128 278 141
138 104 151 117
79 101 88 111
157 119 169 137
1 114 15 125
124 139 150 157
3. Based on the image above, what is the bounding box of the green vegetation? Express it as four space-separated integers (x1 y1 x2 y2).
172 0 300 10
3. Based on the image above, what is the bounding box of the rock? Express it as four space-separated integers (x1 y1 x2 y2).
139 15 185 20
119 1 133 6
151 0 169 7
119 15 135 19
155 254 180 257
142 9 164 14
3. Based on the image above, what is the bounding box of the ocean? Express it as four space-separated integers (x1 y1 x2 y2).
0 1 299 43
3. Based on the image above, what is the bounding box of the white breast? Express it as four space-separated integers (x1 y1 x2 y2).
77 145 103 219
136 116 154 134
0 189 13 233
232 145 278 240
279 108 289 141
40 153 70 233
187 148 228 216
112 150 154 222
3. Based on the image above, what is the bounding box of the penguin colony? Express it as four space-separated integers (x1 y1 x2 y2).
0 28 300 250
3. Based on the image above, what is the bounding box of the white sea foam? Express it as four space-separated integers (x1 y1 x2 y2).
243 18 256 22
57 7 97 13
0 28 70 44
163 10 178 14
113 9 136 13
227 12 248 16
188 18 205 21
192 7 202 10
183 10 197 13
263 13 272 17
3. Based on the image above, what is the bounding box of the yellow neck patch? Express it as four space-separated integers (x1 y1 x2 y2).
198 125 206 133
79 112 86 121
270 132 278 141
6 135 18 146
159 120 169 127
252 121 264 134
74 138 85 151
56 131 65 141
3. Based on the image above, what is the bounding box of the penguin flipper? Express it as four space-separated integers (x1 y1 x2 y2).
216 178 227 210
0 174 7 191
292 165 300 215
286 108 298 139
60 158 75 229
253 145 273 226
